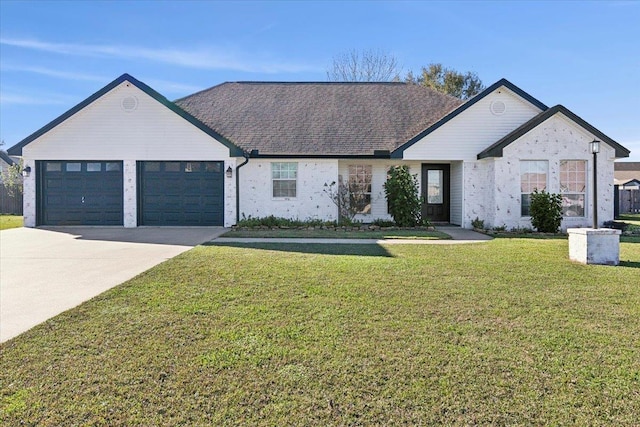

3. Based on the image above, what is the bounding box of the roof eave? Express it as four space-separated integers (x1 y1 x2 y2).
7 74 244 157
391 78 548 159
477 105 631 160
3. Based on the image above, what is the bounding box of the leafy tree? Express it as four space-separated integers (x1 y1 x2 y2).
407 63 484 99
1 156 24 197
327 49 401 82
529 189 563 233
384 166 423 227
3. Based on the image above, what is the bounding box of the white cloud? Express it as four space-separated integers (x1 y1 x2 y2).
0 92 73 106
0 65 106 82
0 37 318 74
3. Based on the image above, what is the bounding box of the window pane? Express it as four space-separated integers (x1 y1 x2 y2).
348 165 373 214
164 162 181 172
205 162 221 173
560 160 586 217
46 162 62 172
521 194 531 216
562 194 585 217
106 162 121 172
66 163 81 172
520 161 548 217
145 162 160 172
427 170 443 204
272 163 298 197
86 162 101 172
273 180 296 198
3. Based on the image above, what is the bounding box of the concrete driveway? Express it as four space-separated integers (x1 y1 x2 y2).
0 226 226 343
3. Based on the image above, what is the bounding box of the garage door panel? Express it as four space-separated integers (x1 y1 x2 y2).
139 161 224 226
39 161 123 226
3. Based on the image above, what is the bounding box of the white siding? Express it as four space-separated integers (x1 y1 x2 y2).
491 113 616 230
23 82 231 161
450 161 463 225
403 88 542 161
21 81 236 227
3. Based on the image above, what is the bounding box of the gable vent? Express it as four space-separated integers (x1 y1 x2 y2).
490 100 506 115
121 96 138 112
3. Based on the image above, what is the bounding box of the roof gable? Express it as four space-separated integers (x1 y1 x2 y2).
175 82 463 156
477 105 630 159
391 78 548 158
8 74 243 157
0 151 15 166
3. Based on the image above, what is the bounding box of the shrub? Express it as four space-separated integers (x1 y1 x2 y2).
371 218 396 227
529 190 563 233
471 217 485 230
323 180 369 222
384 166 423 227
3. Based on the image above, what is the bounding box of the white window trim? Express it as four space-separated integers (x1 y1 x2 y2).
271 162 298 200
520 160 548 218
559 159 587 218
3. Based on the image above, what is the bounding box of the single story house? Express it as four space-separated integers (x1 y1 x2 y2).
8 74 630 229
614 162 640 214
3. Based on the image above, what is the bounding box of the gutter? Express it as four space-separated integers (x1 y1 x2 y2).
235 152 250 223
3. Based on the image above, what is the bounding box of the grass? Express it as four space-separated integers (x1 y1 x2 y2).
0 215 22 230
1 239 639 425
222 228 450 240
618 213 640 226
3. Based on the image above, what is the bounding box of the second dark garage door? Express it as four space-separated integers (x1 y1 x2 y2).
138 161 224 226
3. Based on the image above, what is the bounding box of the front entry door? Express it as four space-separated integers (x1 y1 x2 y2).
422 164 450 222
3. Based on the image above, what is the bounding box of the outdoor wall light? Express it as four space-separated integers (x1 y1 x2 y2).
590 139 600 228
22 166 31 178
226 166 233 178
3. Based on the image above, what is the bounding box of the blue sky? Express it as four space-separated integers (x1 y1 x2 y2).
1 0 639 160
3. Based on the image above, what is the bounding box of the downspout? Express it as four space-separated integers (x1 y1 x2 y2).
235 152 250 223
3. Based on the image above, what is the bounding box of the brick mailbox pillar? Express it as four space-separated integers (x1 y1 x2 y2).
568 228 621 266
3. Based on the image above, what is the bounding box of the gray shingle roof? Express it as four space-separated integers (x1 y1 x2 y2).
175 82 463 156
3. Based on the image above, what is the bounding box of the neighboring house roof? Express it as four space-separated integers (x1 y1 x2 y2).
175 82 463 156
477 105 630 159
615 178 640 187
614 162 640 182
0 151 15 166
7 74 244 157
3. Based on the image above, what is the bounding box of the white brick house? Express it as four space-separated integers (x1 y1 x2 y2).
8 74 630 229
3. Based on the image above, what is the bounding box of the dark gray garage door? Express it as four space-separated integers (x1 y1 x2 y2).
138 161 224 226
38 161 123 225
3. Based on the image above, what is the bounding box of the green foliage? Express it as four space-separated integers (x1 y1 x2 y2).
0 157 23 197
529 189 563 233
384 166 423 227
406 63 485 99
237 215 334 228
471 217 485 230
0 215 23 230
371 218 396 227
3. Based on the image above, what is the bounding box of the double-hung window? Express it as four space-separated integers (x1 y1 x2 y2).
272 162 297 198
348 165 372 214
520 161 548 216
559 160 586 217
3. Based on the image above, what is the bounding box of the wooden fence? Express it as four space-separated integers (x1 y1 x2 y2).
0 186 23 214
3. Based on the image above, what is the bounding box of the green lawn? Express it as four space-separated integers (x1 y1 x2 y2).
0 215 22 230
618 213 640 226
223 228 450 239
2 239 639 425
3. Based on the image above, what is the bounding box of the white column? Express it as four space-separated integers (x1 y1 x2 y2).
224 158 237 227
22 159 36 227
123 160 137 228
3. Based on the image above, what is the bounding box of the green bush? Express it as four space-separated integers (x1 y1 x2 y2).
384 166 423 227
237 215 335 228
529 190 563 233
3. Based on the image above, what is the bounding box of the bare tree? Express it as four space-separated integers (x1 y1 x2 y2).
327 49 401 82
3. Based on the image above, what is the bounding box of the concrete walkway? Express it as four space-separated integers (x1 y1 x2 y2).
213 226 492 245
0 226 226 342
